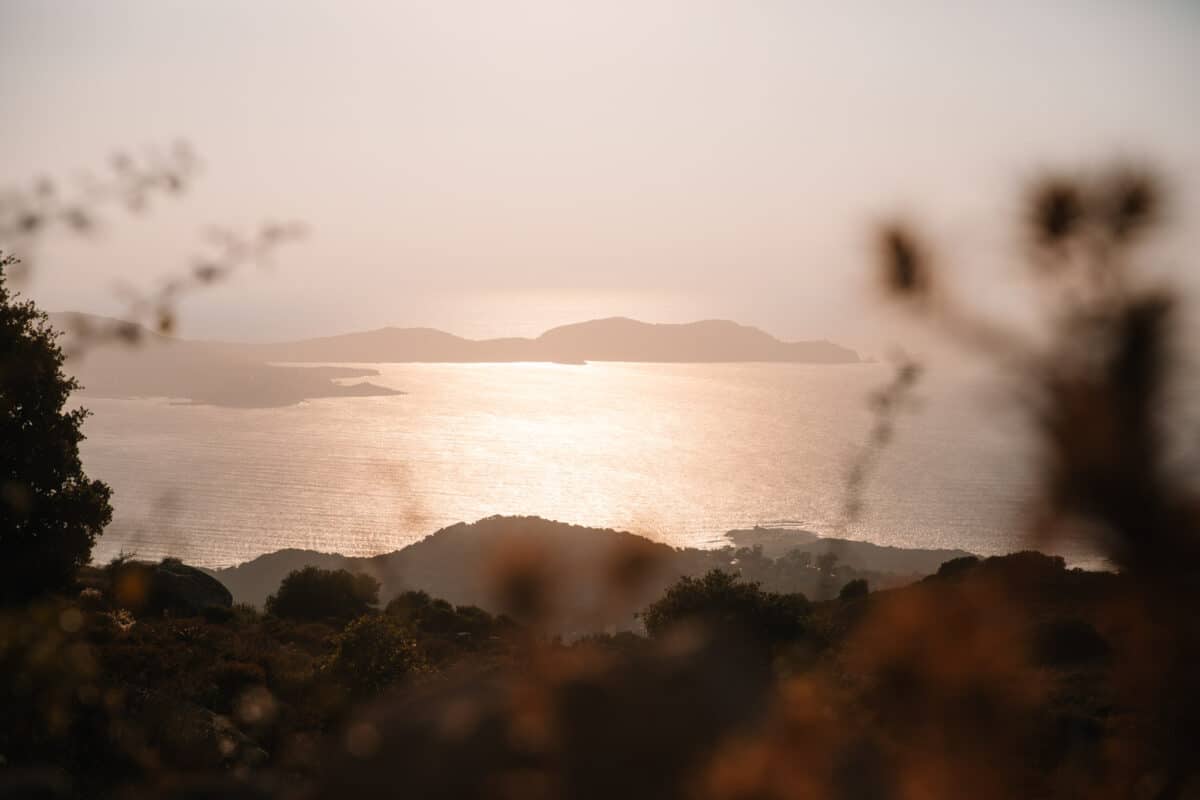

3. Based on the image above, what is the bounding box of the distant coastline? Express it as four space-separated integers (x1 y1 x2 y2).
219 316 862 365
55 313 860 407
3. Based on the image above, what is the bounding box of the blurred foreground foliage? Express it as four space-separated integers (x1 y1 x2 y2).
0 548 1165 800
0 145 304 353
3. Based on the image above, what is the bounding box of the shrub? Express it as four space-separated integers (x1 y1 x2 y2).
933 555 980 580
325 614 424 696
202 605 235 624
979 551 1066 585
78 587 106 611
386 590 501 638
87 606 136 644
838 578 870 601
641 569 810 647
208 660 267 710
265 567 380 622
1034 618 1111 667
231 603 260 624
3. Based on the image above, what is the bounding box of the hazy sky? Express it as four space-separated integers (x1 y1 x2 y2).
2 1 1199 347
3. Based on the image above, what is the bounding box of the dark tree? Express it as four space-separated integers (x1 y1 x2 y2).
838 578 869 601
932 555 980 580
265 566 380 621
385 589 502 636
640 569 809 646
0 254 112 604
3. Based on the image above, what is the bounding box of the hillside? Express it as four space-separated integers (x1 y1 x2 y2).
210 516 971 632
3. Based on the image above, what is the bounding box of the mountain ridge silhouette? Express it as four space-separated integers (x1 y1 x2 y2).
50 313 859 407
217 316 861 364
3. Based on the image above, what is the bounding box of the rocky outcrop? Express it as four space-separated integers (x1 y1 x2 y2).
151 559 233 614
112 558 233 617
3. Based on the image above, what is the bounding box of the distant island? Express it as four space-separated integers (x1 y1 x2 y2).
55 314 860 407
53 313 404 408
221 317 861 365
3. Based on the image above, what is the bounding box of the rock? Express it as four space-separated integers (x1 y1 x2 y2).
112 558 233 617
151 558 233 615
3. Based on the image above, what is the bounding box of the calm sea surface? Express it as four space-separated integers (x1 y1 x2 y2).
77 362 1102 569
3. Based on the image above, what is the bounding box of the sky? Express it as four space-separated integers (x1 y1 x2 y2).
1 0 1199 348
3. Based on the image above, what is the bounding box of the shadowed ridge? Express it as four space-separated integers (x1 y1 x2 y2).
208 515 973 633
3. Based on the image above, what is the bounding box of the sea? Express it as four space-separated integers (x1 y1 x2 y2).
77 360 1103 570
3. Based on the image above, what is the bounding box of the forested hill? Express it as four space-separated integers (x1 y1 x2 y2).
210 516 970 632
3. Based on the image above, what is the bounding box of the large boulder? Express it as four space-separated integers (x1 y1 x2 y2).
152 558 233 614
112 558 233 617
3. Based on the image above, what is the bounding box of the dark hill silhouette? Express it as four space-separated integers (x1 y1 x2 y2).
209 516 970 633
221 317 861 364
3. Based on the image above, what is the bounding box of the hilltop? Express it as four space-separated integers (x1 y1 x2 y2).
209 516 970 633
